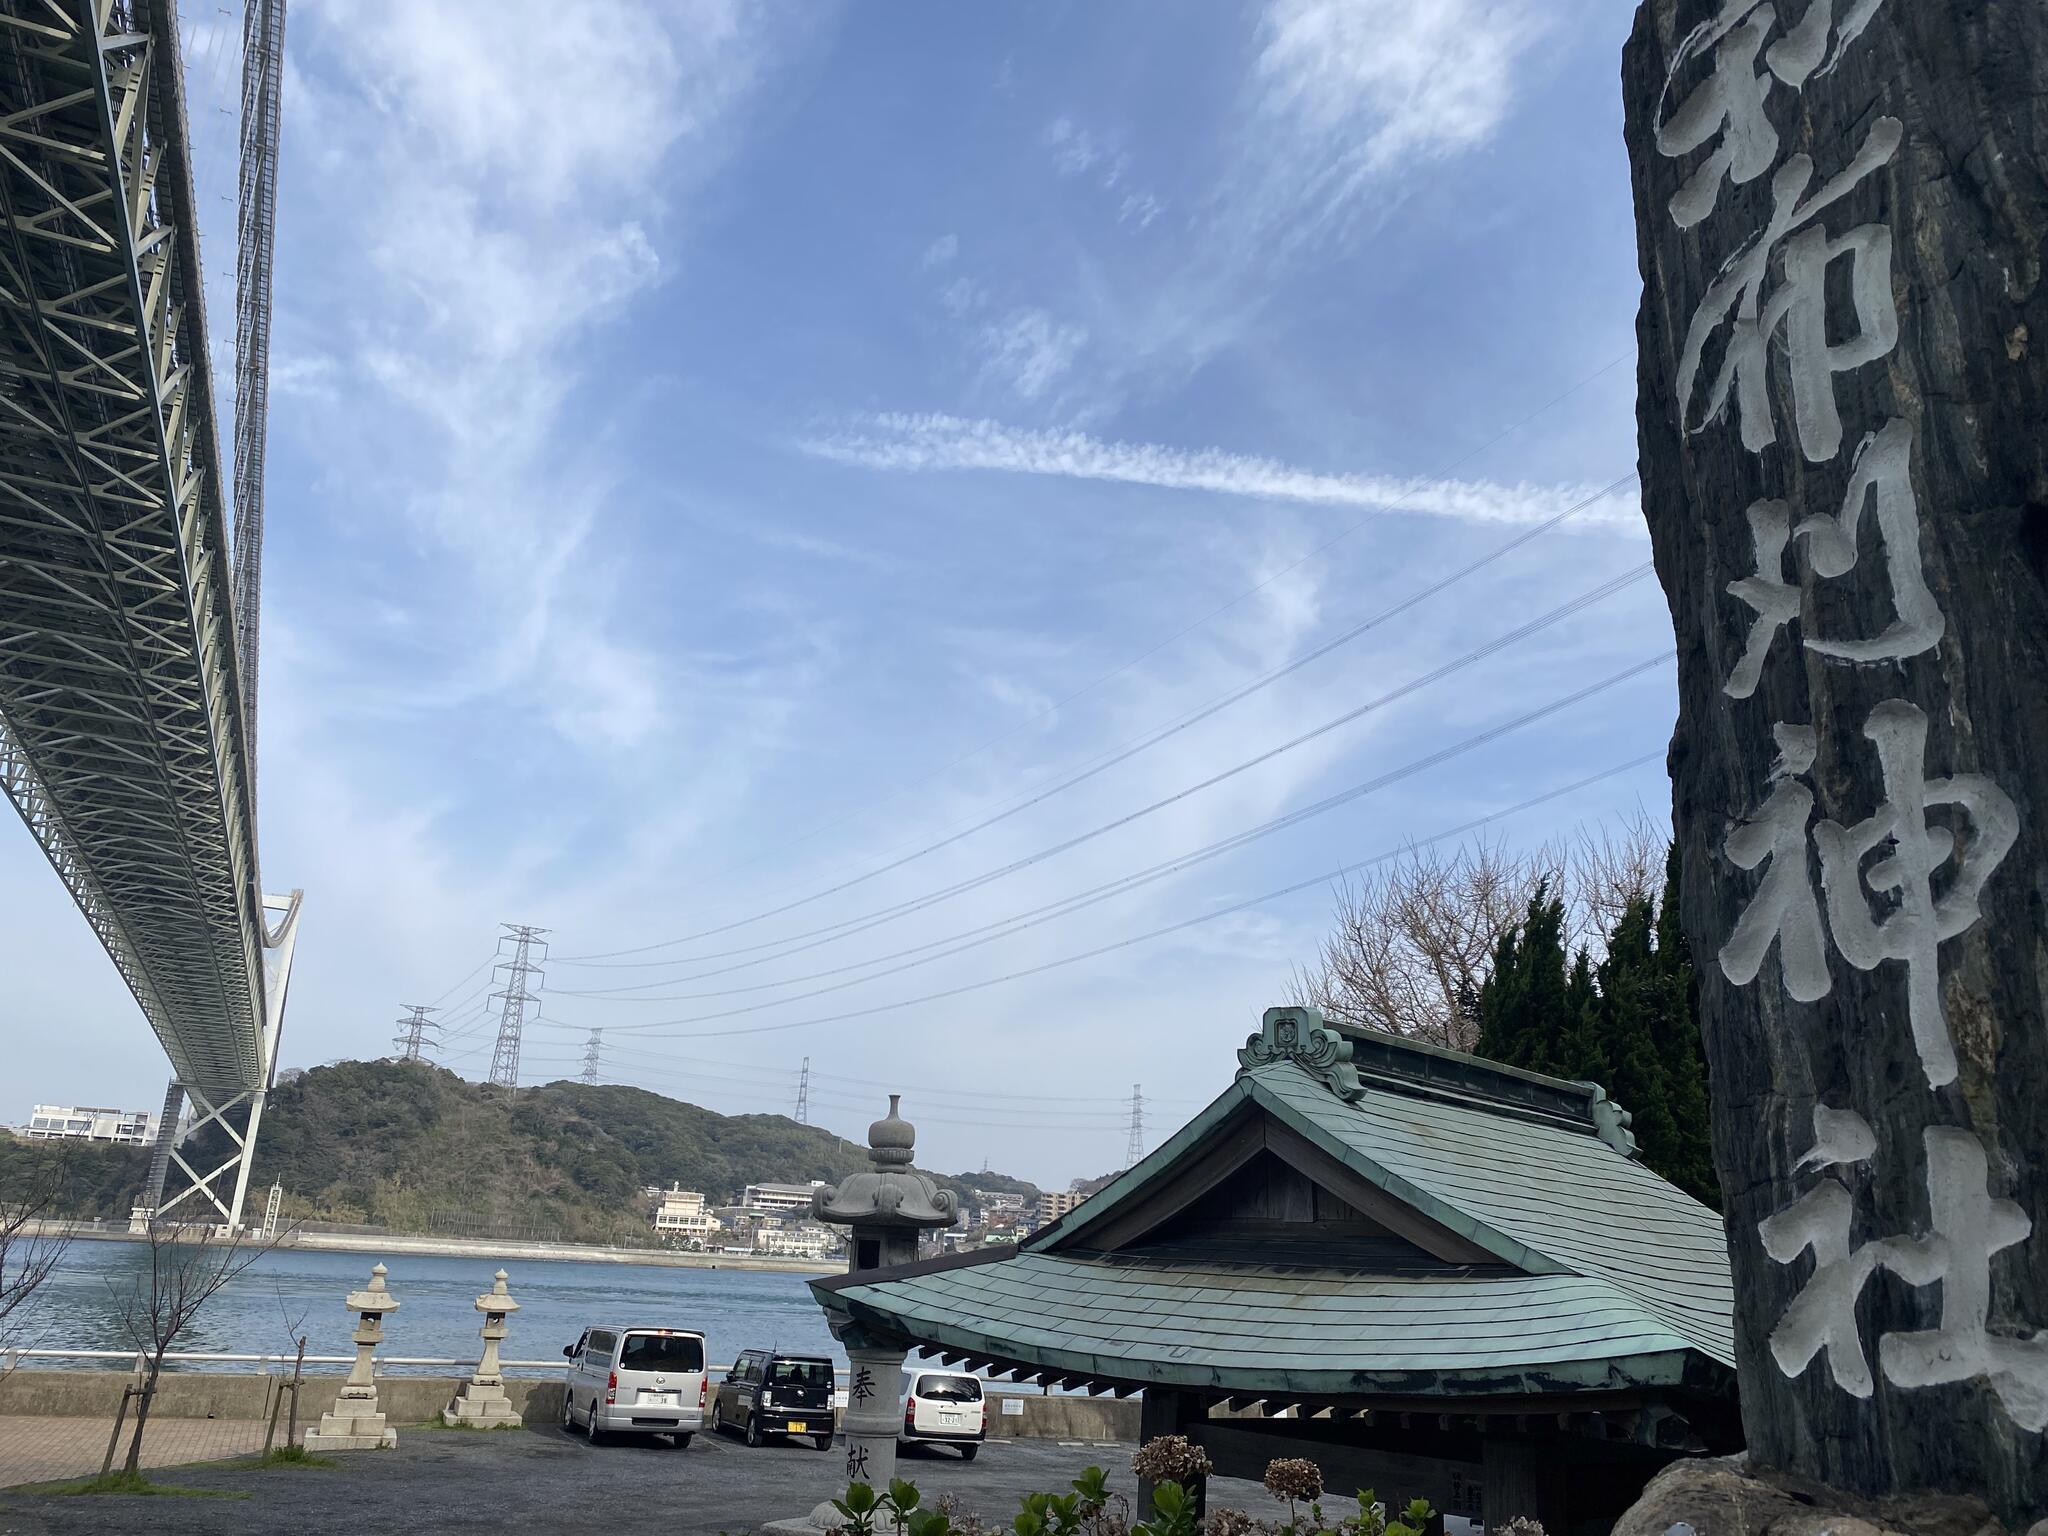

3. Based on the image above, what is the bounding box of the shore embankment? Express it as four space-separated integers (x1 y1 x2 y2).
35 1221 844 1275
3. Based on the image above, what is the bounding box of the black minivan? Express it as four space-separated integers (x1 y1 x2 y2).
710 1348 836 1449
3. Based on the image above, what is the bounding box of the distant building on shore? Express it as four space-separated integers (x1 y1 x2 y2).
653 1185 722 1244
741 1179 827 1214
22 1103 155 1145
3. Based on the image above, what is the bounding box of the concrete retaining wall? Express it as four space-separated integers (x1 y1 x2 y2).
0 1371 1137 1442
0 1368 566 1427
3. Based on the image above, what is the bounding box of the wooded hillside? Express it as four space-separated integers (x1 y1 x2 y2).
2 1060 1041 1242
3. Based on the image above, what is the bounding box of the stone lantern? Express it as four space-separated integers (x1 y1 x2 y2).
442 1269 523 1428
304 1262 400 1451
812 1095 957 1494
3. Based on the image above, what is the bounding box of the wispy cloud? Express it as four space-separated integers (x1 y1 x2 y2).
919 233 959 270
976 312 1088 401
1044 115 1167 228
803 414 1637 527
1249 0 1540 235
1043 116 1106 178
293 0 780 747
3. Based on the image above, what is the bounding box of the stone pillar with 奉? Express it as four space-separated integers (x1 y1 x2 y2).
1621 0 2048 1524
304 1263 400 1451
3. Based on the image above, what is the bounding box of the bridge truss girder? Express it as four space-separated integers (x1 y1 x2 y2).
0 0 268 1099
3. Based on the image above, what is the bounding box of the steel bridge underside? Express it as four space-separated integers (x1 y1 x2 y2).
0 0 267 1103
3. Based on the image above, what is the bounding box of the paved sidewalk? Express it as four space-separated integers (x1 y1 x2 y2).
0 1416 269 1488
0 1426 1270 1534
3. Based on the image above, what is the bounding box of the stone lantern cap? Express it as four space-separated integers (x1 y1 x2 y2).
474 1269 519 1315
813 1095 958 1230
345 1262 400 1315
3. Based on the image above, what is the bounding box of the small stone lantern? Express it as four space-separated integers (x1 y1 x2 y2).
442 1269 523 1428
813 1096 957 1494
304 1262 400 1451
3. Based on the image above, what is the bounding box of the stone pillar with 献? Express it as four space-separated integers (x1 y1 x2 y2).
304 1263 400 1451
1619 0 2048 1526
442 1269 524 1429
790 1095 957 1527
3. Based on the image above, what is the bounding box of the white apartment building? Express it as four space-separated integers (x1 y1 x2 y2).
1036 1188 1084 1226
24 1104 154 1145
741 1179 826 1214
653 1185 722 1243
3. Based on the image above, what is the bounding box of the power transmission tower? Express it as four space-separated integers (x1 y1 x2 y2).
487 925 548 1097
581 1029 604 1085
1125 1085 1145 1165
393 1005 438 1062
793 1058 810 1124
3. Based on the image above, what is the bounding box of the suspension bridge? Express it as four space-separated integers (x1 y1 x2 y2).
0 0 295 1231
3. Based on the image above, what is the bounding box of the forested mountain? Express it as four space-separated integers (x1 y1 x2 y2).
1 1060 1041 1242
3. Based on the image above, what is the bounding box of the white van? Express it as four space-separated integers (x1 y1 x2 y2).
898 1368 985 1459
562 1325 707 1446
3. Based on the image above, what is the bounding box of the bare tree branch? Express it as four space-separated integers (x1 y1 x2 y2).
106 1221 284 1473
0 1146 76 1376
1291 816 1670 1052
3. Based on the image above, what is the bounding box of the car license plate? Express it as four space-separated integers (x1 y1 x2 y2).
787 1420 809 1433
639 1392 677 1407
941 1412 960 1426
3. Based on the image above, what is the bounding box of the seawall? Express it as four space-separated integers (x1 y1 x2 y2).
46 1224 843 1275
0 1369 1139 1444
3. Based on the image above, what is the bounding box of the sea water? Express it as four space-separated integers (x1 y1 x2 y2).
16 1242 844 1375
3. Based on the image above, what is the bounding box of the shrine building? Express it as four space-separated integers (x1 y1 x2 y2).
810 1007 1739 1532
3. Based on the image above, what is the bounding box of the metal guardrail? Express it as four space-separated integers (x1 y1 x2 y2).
3 1347 581 1375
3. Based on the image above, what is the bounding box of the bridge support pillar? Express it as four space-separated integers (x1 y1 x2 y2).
130 1084 266 1233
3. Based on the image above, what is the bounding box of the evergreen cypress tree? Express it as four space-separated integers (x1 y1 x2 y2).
1469 846 1722 1210
1476 885 1573 1073
1589 895 1683 1191
1648 842 1719 1207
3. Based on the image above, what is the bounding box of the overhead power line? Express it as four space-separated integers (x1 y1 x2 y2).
544 651 1667 1029
556 558 1654 976
544 728 1667 1044
571 353 1634 940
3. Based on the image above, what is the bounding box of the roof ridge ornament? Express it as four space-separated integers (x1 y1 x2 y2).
1238 1006 1364 1102
1585 1084 1639 1157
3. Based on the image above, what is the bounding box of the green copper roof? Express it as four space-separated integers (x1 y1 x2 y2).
1240 1059 1734 1364
819 1246 1719 1398
815 1022 1734 1400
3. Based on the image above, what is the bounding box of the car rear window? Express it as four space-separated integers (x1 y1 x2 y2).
768 1358 832 1388
915 1373 982 1402
619 1333 704 1372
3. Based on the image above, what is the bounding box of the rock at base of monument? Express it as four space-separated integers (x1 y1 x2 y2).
1614 1455 2033 1536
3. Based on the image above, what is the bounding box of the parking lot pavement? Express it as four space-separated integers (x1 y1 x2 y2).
0 1424 1272 1535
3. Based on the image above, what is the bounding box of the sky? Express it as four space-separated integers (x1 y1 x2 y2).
0 0 1675 1189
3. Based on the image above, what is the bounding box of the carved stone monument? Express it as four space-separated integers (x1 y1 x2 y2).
812 1097 957 1498
1622 2 2047 1521
304 1263 400 1451
442 1269 523 1429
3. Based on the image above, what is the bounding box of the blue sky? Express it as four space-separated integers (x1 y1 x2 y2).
2 0 1674 1187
